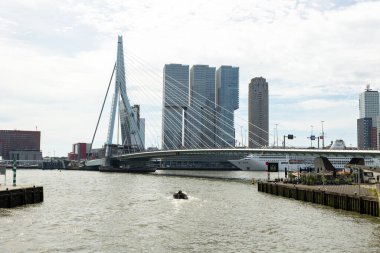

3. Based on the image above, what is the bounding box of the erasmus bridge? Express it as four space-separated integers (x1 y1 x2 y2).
88 35 380 171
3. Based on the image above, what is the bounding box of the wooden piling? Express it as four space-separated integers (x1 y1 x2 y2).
257 182 379 217
0 186 43 208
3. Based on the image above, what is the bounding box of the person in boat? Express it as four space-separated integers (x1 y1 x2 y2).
173 190 188 199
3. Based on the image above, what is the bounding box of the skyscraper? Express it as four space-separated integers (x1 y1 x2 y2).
162 64 189 149
187 65 216 148
248 77 269 148
215 66 239 147
357 85 379 149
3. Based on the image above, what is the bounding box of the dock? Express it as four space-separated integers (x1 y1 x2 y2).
257 182 379 217
0 185 43 208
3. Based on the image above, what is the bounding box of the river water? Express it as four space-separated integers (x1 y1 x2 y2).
1 169 380 253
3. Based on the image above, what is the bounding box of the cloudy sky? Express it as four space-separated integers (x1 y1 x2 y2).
0 0 379 156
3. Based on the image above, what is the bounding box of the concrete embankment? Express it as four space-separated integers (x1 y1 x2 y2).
258 182 379 217
0 185 43 208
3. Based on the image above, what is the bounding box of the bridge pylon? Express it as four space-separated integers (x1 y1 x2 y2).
105 35 145 158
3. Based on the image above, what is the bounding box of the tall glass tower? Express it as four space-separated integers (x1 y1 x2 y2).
187 65 216 148
162 64 189 150
215 66 239 147
358 85 379 149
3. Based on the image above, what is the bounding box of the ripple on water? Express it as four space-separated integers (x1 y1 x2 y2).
1 170 380 253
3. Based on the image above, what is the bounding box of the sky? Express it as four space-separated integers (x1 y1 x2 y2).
0 0 380 156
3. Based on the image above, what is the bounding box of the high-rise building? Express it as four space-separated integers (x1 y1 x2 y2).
359 85 379 123
0 130 41 160
357 85 379 149
187 65 216 148
215 66 239 147
357 118 372 149
119 103 145 147
162 64 189 149
162 64 239 149
248 77 269 148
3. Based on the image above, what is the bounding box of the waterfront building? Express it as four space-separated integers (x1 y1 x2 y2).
162 64 189 149
187 65 216 148
68 143 91 160
215 66 239 147
248 77 269 148
357 85 379 149
0 130 41 160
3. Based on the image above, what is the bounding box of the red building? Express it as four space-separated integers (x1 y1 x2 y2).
0 130 41 159
68 143 91 160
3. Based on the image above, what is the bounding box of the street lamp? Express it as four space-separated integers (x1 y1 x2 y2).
321 121 325 148
275 124 279 147
283 134 295 149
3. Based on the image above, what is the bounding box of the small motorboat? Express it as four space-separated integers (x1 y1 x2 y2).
173 190 188 199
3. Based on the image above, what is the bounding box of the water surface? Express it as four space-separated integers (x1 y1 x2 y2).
0 170 379 252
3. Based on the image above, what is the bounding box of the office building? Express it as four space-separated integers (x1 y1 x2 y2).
0 130 41 160
357 118 372 149
68 143 91 161
162 64 189 149
186 65 216 148
248 77 269 148
357 85 379 149
119 103 145 147
215 66 239 147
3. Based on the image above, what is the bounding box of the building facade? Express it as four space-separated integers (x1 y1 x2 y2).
162 64 239 150
162 64 189 149
68 143 92 161
187 65 216 148
215 66 239 147
357 85 379 149
248 77 269 148
357 118 372 149
0 130 41 160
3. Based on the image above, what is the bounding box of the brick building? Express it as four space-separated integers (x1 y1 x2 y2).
0 130 41 160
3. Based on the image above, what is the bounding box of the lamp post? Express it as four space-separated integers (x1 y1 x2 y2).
310 125 314 148
321 121 325 148
283 134 295 149
275 124 279 147
240 125 244 148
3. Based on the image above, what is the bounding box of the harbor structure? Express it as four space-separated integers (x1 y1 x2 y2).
215 66 239 147
258 182 379 217
357 85 379 149
248 77 269 148
162 64 190 149
0 130 42 160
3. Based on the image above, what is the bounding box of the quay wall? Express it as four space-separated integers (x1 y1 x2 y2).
0 186 43 208
258 182 379 217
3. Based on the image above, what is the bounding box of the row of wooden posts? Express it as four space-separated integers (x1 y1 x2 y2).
257 182 379 217
0 186 44 208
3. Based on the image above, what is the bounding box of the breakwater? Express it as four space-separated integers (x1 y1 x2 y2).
258 182 379 217
0 186 43 208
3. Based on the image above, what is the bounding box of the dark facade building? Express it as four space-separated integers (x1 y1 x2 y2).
357 118 372 149
0 130 41 160
248 77 269 148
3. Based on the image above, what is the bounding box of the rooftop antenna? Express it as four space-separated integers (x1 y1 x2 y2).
366 84 371 91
